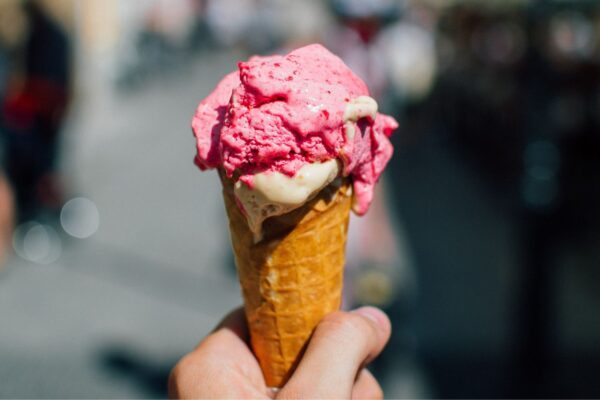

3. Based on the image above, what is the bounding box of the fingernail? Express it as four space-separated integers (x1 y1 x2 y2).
352 306 388 328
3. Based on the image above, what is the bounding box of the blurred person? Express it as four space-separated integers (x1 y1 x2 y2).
169 306 391 399
1 0 71 222
0 0 29 116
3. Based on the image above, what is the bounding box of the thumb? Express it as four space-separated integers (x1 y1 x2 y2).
278 307 391 399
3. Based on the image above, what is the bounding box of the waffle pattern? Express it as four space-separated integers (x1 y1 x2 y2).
222 178 351 388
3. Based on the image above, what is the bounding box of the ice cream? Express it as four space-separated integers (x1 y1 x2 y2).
232 159 340 237
191 44 398 387
192 44 398 235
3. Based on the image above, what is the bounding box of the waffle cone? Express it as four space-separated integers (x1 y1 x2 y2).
221 175 351 387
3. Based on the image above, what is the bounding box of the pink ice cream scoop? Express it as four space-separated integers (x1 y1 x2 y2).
192 44 397 216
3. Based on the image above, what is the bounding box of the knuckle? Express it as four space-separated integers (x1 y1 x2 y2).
173 353 194 374
169 354 194 383
322 311 372 335
170 353 206 381
168 353 222 398
320 311 374 341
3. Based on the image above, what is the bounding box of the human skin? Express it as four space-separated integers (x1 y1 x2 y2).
168 306 391 399
0 172 14 265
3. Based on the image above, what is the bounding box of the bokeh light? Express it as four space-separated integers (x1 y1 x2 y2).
12 222 62 264
60 197 100 239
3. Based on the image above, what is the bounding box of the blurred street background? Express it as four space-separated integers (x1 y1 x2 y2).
1 0 600 398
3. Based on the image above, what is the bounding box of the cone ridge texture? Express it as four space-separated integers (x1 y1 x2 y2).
222 177 351 387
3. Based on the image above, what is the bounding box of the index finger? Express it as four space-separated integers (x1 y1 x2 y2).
168 307 265 399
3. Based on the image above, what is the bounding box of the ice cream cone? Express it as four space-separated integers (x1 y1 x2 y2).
192 44 398 388
221 174 352 388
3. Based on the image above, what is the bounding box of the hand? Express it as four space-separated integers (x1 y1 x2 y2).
169 306 391 399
